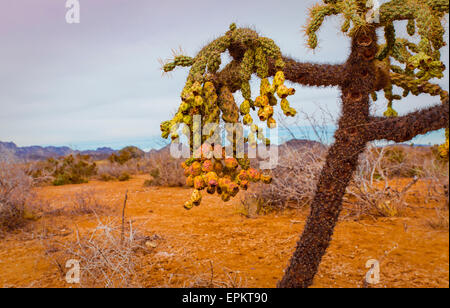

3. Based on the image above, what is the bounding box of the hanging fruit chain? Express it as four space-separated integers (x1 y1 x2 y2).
160 24 296 209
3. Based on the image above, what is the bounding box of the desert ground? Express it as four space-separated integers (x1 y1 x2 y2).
0 175 448 288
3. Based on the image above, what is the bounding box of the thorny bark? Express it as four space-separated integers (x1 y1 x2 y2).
278 27 379 288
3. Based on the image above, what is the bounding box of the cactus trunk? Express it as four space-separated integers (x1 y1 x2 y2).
278 28 378 288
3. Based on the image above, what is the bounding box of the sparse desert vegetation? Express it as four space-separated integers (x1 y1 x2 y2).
0 142 448 288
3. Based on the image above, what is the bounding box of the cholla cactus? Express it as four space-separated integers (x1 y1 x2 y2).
160 0 449 288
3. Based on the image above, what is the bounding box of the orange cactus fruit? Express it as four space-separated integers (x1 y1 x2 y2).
228 181 240 197
239 180 249 190
236 170 249 183
186 175 195 187
206 186 216 195
202 160 214 173
224 157 239 170
205 172 219 187
191 161 202 176
247 168 261 182
184 166 192 177
194 176 206 190
213 160 223 173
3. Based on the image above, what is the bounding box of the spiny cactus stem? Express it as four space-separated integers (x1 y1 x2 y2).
368 98 449 143
278 27 378 288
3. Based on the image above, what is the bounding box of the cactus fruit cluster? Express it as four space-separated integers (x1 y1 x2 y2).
159 0 449 288
160 24 298 208
181 143 272 210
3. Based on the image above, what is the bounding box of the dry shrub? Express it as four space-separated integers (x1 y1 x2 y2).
240 144 326 213
144 152 185 187
0 155 41 231
69 189 113 216
58 218 147 288
97 162 134 182
345 146 419 218
426 207 449 230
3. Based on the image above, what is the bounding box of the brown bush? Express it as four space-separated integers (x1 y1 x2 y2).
240 144 326 212
0 156 41 231
144 152 185 187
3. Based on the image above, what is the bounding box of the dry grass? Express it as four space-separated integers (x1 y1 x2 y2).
53 217 149 288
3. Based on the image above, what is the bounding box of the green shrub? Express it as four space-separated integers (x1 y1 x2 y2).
109 146 145 165
118 172 131 182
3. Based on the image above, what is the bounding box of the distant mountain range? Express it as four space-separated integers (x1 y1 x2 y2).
0 139 325 161
0 138 432 162
0 141 117 160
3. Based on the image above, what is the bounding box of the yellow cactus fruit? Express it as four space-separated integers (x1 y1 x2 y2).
184 201 194 210
213 160 224 173
255 95 269 107
191 189 202 205
202 160 214 173
206 186 216 195
239 180 249 190
191 81 203 95
224 157 239 170
203 81 215 98
194 176 206 190
276 84 295 98
240 100 251 115
260 78 272 96
191 161 202 176
260 174 273 184
205 171 219 187
273 71 285 87
247 168 261 182
194 95 204 107
186 175 194 187
228 181 240 197
237 170 249 183
243 114 253 125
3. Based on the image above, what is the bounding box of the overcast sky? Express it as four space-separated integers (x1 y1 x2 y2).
0 0 448 150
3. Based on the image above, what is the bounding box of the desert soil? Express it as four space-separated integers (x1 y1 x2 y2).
0 175 448 288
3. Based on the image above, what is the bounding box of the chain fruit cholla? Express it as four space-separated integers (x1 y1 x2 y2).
160 0 449 288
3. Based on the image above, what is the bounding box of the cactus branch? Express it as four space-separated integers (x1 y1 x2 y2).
368 98 449 143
